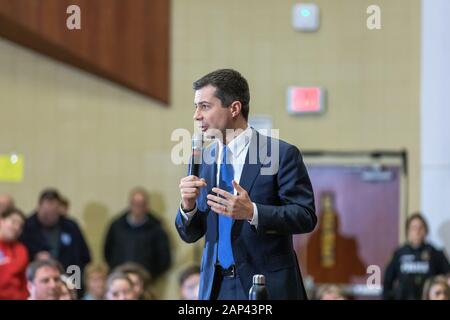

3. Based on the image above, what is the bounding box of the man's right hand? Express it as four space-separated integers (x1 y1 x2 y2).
179 175 206 211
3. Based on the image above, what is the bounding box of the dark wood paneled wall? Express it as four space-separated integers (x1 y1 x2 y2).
0 0 170 104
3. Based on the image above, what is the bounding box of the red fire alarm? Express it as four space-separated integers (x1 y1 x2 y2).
287 86 325 114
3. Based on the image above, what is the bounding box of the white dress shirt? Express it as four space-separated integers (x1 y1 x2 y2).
180 126 259 227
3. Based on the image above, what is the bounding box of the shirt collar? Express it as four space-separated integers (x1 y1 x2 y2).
217 126 252 158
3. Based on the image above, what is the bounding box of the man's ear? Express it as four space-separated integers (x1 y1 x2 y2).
230 101 242 119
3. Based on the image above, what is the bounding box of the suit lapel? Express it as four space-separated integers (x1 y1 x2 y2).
232 129 268 228
238 129 268 194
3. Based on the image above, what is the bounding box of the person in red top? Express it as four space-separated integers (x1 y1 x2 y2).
0 207 29 300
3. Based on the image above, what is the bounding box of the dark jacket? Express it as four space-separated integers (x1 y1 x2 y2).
103 211 171 279
20 212 91 272
175 130 317 300
383 242 450 300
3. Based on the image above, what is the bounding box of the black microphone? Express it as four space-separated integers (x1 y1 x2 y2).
190 132 203 177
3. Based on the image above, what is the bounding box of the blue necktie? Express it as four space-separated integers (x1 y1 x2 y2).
217 145 235 268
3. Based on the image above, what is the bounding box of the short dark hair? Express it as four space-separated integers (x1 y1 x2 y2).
26 259 63 282
406 212 429 235
178 265 200 287
193 69 250 120
0 207 26 221
38 188 62 204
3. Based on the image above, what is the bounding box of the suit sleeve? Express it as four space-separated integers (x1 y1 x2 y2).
174 161 209 243
256 145 317 235
175 206 207 243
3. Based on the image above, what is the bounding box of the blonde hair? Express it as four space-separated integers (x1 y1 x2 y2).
422 275 450 300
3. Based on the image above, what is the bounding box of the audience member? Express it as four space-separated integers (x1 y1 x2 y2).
383 213 450 299
0 207 29 299
27 259 63 300
104 187 171 280
82 264 108 300
113 262 156 300
105 272 135 300
179 265 200 300
315 284 347 300
20 188 91 274
0 193 15 214
60 274 77 300
422 275 450 300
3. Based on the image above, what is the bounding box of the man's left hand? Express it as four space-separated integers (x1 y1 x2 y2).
207 180 254 220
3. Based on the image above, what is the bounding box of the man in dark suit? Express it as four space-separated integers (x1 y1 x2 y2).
175 69 316 300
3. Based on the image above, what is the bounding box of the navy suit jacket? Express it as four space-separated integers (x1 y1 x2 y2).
175 129 316 300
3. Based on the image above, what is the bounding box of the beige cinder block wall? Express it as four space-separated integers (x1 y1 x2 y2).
0 0 420 298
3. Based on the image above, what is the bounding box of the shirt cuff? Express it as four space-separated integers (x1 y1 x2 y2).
249 202 258 227
180 203 197 224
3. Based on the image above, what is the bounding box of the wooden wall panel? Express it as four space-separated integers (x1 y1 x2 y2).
0 0 170 104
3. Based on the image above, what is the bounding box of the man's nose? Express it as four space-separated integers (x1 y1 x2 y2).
193 107 202 121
